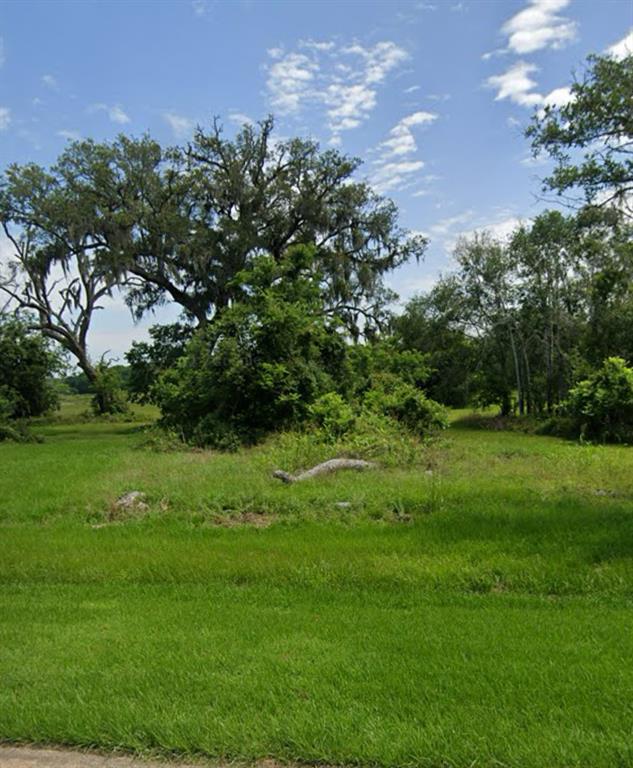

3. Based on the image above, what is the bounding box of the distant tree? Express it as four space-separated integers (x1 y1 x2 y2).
0 147 125 413
394 279 477 407
0 315 60 419
572 207 633 368
64 371 95 395
510 210 580 413
452 232 524 414
527 53 633 216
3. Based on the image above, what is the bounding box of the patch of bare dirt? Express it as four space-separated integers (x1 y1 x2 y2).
0 745 291 768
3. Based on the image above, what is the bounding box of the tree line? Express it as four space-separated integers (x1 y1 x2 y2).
1 51 632 444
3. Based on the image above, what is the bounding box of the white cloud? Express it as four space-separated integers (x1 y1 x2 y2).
492 29 628 116
487 61 543 107
606 29 633 61
430 210 527 255
90 103 131 124
0 107 10 131
378 111 437 157
42 74 58 90
301 40 336 52
501 0 577 55
430 210 476 239
404 85 421 94
542 85 573 108
265 39 408 141
163 112 195 138
267 51 318 113
57 129 81 141
371 160 426 194
370 111 438 194
108 105 131 124
475 215 525 241
228 111 255 127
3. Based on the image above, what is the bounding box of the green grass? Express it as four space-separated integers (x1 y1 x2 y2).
1 399 633 766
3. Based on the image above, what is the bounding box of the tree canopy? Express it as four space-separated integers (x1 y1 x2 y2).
527 53 633 216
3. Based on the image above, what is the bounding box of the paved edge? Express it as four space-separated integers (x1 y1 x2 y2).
0 745 286 768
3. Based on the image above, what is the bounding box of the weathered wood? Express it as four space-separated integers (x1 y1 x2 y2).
273 458 376 484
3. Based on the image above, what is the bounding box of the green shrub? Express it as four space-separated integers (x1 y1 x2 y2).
566 357 633 442
0 420 42 443
154 251 348 448
90 363 130 416
308 393 356 440
0 317 60 418
363 374 448 436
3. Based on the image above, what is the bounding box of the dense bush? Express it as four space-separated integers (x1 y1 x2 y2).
566 357 633 443
150 248 447 450
0 317 60 419
363 374 448 435
307 393 356 441
154 249 349 448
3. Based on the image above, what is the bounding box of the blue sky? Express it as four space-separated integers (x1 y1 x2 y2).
0 0 632 359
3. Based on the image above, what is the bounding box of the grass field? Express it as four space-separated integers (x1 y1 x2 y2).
1 397 633 767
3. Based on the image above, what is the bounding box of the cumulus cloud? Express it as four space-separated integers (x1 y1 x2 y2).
90 103 131 124
265 39 408 141
370 111 438 194
501 0 577 55
267 51 319 113
487 61 543 107
0 107 10 131
163 112 195 138
607 29 633 61
378 111 437 157
488 61 577 111
541 85 573 108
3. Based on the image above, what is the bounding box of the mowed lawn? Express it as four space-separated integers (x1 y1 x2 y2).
2 400 633 767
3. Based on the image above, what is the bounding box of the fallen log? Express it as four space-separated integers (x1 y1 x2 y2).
273 458 376 484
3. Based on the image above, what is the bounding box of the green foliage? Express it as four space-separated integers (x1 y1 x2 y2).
363 373 448 436
394 281 476 406
307 393 356 441
126 324 192 404
90 363 130 417
527 53 633 211
63 371 95 395
154 248 349 447
0 316 59 419
567 357 633 443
